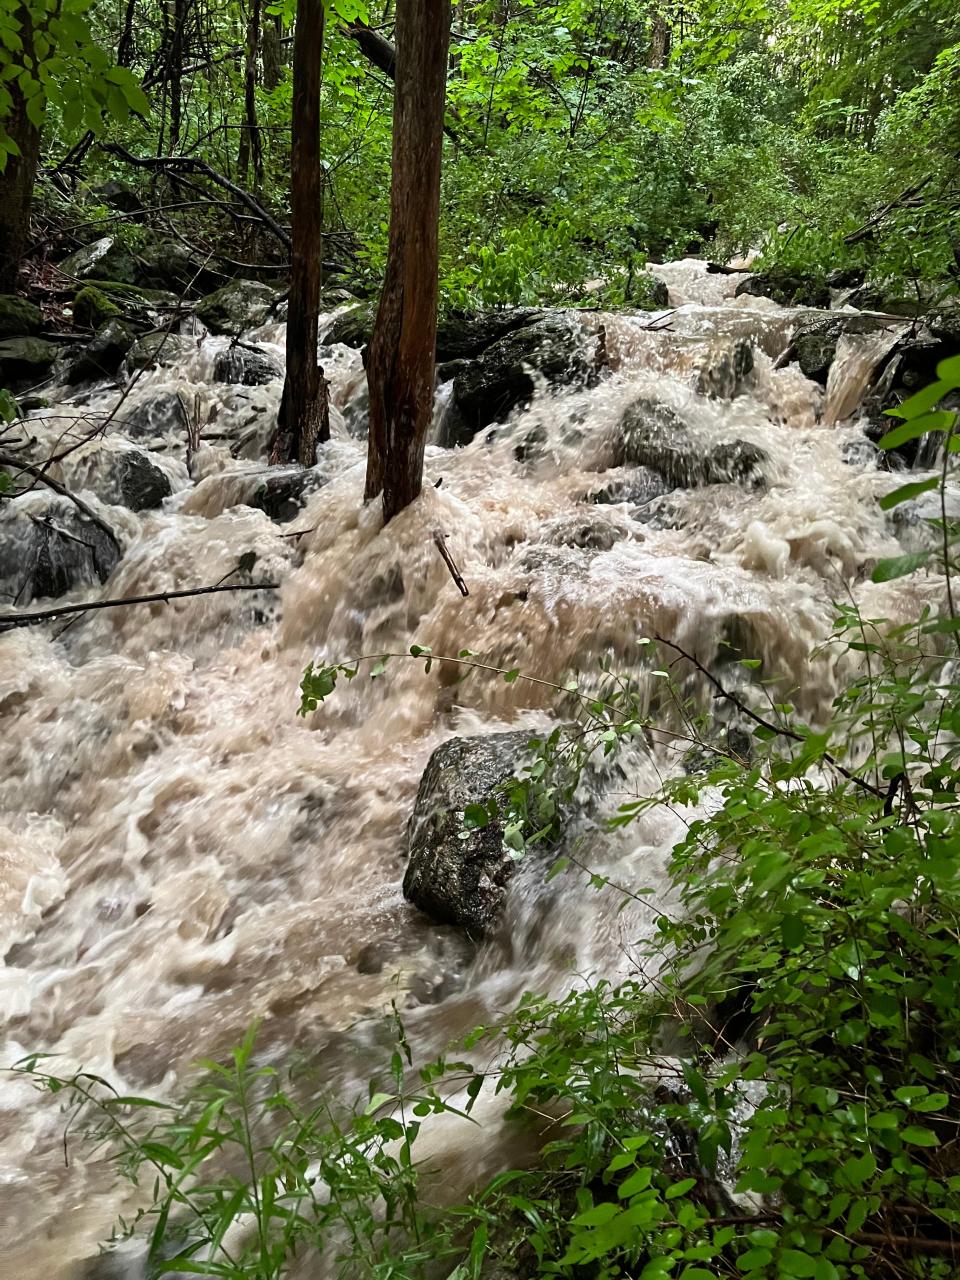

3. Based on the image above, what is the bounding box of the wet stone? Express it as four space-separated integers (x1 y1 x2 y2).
616 396 767 489
118 390 191 440
697 338 754 399
124 331 188 373
0 495 120 604
587 468 669 508
404 731 532 937
0 336 58 384
248 466 326 522
212 343 282 387
64 319 136 383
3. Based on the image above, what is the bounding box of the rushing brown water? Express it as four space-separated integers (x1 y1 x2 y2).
0 261 939 1278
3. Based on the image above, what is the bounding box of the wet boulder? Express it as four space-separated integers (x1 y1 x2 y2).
697 339 754 399
196 280 279 334
64 319 136 383
124 330 189 374
212 343 282 387
248 467 325 522
0 495 120 604
435 308 546 361
735 272 829 309
58 236 139 286
615 396 766 488
135 239 220 295
926 304 960 345
0 294 41 338
587 468 669 508
64 442 172 511
323 303 376 348
118 390 191 440
0 337 58 385
446 315 605 443
403 731 531 936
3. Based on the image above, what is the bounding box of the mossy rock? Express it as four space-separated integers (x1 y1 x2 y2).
0 336 58 383
73 286 121 331
196 280 279 334
0 294 42 339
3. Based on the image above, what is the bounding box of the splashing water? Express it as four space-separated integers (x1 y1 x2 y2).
0 262 939 1278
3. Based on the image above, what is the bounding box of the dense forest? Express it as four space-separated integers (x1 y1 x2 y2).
2 1 960 1280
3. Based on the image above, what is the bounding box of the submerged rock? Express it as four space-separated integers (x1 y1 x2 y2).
789 313 894 386
445 315 605 444
588 468 669 508
404 731 532 936
213 343 282 386
196 280 279 334
0 294 41 338
59 236 139 285
324 304 547 362
248 467 325 522
0 495 120 603
615 396 766 488
65 442 172 511
697 339 754 399
118 390 191 440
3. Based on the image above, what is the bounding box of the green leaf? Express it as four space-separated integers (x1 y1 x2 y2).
877 410 954 450
871 552 930 582
901 1125 939 1146
779 1249 818 1277
878 477 939 511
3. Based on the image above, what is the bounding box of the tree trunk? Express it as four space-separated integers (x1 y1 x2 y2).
0 9 41 293
168 0 187 149
238 0 264 189
271 0 329 467
364 0 451 521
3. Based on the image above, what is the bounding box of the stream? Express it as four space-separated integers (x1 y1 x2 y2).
0 259 941 1278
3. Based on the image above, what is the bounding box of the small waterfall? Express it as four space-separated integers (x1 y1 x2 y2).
823 324 903 424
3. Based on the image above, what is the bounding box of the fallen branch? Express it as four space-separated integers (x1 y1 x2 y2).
0 582 279 632
844 176 933 245
101 145 292 249
654 633 885 799
433 529 469 596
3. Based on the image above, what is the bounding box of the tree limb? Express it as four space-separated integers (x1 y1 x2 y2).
0 582 278 632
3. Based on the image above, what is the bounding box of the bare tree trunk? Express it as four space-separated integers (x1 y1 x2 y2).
238 0 264 189
271 0 329 467
0 8 41 292
168 0 187 149
263 13 283 90
364 0 451 521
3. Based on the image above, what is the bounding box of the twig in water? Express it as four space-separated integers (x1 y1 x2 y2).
0 582 278 632
433 529 469 597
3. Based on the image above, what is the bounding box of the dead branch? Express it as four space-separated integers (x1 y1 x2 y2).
0 452 122 555
0 582 278 632
433 529 469 596
101 144 292 249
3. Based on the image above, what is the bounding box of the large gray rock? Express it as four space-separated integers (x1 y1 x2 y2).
0 496 120 603
0 294 41 338
403 731 531 936
58 236 139 285
123 331 188 374
196 280 279 334
117 391 191 440
324 304 548 363
696 339 754 399
66 443 172 511
135 238 220 294
0 336 58 383
790 313 894 386
64 319 136 383
213 344 282 386
615 397 766 488
444 315 605 445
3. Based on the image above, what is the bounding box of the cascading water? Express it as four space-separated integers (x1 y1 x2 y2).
0 260 943 1278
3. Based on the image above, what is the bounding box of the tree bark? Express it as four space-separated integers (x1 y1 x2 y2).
0 8 41 293
270 0 329 467
238 0 264 189
364 0 451 521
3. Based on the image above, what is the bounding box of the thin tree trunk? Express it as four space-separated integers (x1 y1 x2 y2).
168 0 187 149
271 0 329 467
238 0 264 189
0 8 41 292
364 0 452 521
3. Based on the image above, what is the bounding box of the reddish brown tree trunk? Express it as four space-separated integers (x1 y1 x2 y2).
0 9 40 293
364 0 451 521
271 0 329 467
